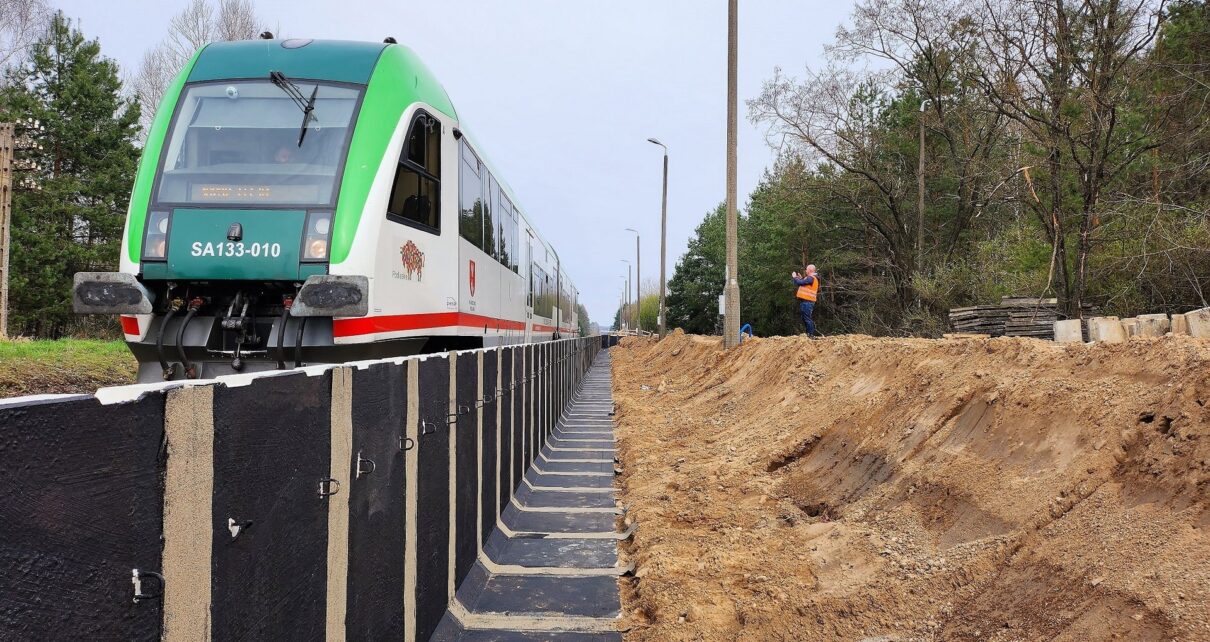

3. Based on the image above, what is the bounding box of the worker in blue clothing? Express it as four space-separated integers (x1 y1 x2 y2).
791 265 820 337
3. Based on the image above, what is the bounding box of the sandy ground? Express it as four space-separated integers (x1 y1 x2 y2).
612 331 1209 641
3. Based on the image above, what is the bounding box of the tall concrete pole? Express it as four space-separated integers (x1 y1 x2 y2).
647 139 669 338
723 0 741 348
0 123 14 339
659 151 668 337
916 99 929 279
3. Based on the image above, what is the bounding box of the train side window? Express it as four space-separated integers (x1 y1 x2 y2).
484 174 499 261
507 210 518 272
386 111 440 233
498 191 516 270
459 140 484 249
531 263 543 313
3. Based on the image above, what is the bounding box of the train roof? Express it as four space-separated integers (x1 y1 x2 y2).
189 39 388 85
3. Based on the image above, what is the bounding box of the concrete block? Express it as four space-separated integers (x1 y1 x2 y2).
1187 307 1210 338
1120 318 1139 338
1135 314 1169 337
1054 319 1083 343
1088 316 1126 343
1171 313 1188 335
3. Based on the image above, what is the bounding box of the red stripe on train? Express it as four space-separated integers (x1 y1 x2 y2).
120 315 140 335
332 312 528 337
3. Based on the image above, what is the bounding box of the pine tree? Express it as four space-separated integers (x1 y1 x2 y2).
665 204 728 335
0 12 140 337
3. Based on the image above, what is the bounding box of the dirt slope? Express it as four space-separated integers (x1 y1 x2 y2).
612 331 1209 641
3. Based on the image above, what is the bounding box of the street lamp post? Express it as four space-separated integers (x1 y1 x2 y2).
722 0 742 348
646 138 668 338
624 228 640 333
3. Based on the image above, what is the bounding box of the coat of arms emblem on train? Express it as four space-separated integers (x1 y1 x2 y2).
469 260 477 296
399 241 425 281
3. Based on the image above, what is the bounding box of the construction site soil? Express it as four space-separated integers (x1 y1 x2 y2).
612 331 1209 642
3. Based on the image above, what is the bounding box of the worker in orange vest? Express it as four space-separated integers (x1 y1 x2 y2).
791 265 819 337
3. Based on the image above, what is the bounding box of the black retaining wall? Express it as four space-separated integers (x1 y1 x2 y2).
0 336 605 641
0 394 165 641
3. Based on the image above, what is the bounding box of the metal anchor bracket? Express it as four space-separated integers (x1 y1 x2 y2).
355 452 376 478
317 478 340 497
227 517 253 540
131 569 164 603
446 404 470 424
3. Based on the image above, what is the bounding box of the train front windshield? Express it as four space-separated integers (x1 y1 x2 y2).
155 80 361 207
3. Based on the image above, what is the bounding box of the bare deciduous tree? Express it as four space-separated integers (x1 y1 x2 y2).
130 0 267 132
751 0 1017 306
751 65 920 303
974 0 1170 314
0 0 50 71
215 0 261 42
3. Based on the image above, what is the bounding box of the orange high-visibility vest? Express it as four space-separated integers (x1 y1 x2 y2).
796 276 819 302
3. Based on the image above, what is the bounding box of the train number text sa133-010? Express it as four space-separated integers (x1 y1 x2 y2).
190 241 282 258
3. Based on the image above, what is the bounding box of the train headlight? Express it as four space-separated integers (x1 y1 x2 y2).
307 238 328 259
302 211 332 261
143 211 170 261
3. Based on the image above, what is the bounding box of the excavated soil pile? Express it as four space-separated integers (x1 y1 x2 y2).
612 331 1209 642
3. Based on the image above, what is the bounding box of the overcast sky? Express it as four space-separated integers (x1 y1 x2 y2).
55 0 855 325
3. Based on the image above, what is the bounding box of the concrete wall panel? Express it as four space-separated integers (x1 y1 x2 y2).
0 394 165 640
210 371 332 639
414 356 451 642
453 353 479 588
480 350 499 546
346 361 408 639
499 348 514 515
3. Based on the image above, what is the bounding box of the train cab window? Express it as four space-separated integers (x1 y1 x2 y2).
155 81 361 207
386 111 440 232
459 140 485 249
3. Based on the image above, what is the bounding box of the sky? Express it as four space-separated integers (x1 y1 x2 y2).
54 0 856 325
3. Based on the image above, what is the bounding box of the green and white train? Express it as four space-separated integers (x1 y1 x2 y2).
74 37 579 382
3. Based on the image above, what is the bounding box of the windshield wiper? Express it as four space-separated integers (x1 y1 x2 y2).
269 70 318 147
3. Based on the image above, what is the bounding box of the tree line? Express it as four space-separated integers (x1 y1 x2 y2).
662 0 1210 338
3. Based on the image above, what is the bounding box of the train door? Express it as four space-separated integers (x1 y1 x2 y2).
524 234 534 343
554 257 561 339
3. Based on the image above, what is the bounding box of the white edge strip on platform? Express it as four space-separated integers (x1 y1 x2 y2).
447 598 620 633
32 337 596 406
476 550 633 577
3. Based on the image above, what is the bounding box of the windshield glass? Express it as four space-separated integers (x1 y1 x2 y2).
155 80 361 206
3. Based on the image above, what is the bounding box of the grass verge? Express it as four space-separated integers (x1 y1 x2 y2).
0 339 136 398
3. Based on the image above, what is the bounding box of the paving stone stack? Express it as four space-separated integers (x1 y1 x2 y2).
947 304 1012 336
949 296 1079 339
1002 297 1063 338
